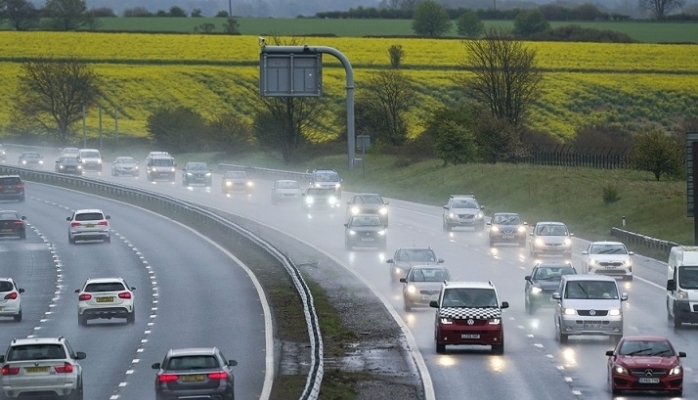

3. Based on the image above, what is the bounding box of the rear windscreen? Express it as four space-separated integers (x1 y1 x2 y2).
8 345 66 361
0 281 13 292
75 213 104 221
85 282 125 292
166 356 219 370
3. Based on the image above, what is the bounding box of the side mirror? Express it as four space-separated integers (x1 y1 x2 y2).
523 222 528 225
605 350 614 357
480 205 485 210
386 259 394 264
399 278 407 283
552 292 561 300
429 301 439 308
582 251 589 255
75 351 86 360
667 279 677 291
524 275 531 281
529 232 534 236
228 360 238 366
66 217 72 221
679 352 687 357
621 293 628 301
437 258 444 263
21 216 26 220
343 223 348 227
105 215 111 220
55 160 60 163
18 288 24 293
346 201 351 204
74 289 80 293
486 222 491 226
131 287 136 291
442 205 448 210
500 301 509 309
151 363 161 370
628 251 635 256
570 233 575 237
385 202 389 205
0 355 4 363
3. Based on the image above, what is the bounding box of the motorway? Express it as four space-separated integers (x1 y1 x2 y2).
0 182 268 399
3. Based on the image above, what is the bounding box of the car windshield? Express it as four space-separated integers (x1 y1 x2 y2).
679 266 698 290
60 157 79 165
166 356 220 370
451 199 478 208
314 172 339 182
565 280 619 299
276 181 299 189
409 268 449 282
116 157 135 164
619 340 674 357
225 171 247 179
0 281 14 291
492 214 521 225
533 266 576 280
442 288 498 308
350 216 382 227
396 249 436 262
187 163 208 170
536 225 568 236
151 158 174 167
590 243 627 254
85 282 125 292
80 151 100 158
0 211 20 220
75 212 104 221
353 195 383 204
8 345 66 361
22 153 41 159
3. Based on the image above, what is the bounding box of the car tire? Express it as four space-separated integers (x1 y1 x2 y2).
442 221 450 232
489 238 495 247
491 342 504 355
671 390 682 397
13 310 22 322
673 312 682 329
345 240 352 251
19 195 25 203
435 341 446 354
380 240 387 251
404 299 411 312
69 381 84 400
525 298 534 315
19 231 26 240
69 236 75 244
557 320 568 343
127 311 135 324
625 275 633 281
519 241 526 248
529 249 536 258
104 235 111 244
78 315 87 327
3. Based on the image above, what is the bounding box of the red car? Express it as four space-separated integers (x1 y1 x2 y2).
606 336 685 396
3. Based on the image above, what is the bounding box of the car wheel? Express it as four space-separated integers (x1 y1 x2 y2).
403 299 412 312
557 320 568 343
13 309 22 322
380 240 387 251
127 311 135 324
489 238 495 247
345 240 352 251
69 381 84 400
529 249 536 258
525 298 534 315
78 315 87 327
625 275 633 281
104 235 111 244
435 341 446 354
69 236 75 245
19 231 26 240
674 311 682 329
442 221 450 232
491 342 504 355
19 195 25 203
671 390 683 397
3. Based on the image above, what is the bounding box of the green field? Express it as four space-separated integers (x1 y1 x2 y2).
1 18 696 43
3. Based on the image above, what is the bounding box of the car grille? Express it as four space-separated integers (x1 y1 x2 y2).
577 310 609 316
420 290 440 295
454 319 487 326
599 262 623 267
458 214 475 219
545 243 562 247
360 232 375 237
499 229 516 234
630 369 667 376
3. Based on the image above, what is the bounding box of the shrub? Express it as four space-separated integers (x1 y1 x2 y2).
457 10 484 38
602 183 621 204
513 10 550 37
528 25 635 43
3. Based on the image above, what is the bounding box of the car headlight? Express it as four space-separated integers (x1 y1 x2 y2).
589 258 598 265
534 238 544 246
348 230 356 235
187 172 193 176
439 317 453 325
247 181 253 186
205 172 211 176
328 196 337 204
608 309 621 316
170 167 176 172
394 267 402 274
491 226 499 232
488 318 501 325
305 197 314 204
678 289 688 299
135 166 139 170
623 259 632 266
517 226 526 233
563 308 576 315
531 286 542 294
77 165 81 169
448 212 456 218
335 183 341 188
669 366 682 375
564 238 572 246
614 365 628 375
407 285 416 294
379 207 388 215
314 183 321 187
378 230 386 235
81 159 86 163
39 160 43 164
59 165 64 169
97 159 102 164
476 212 483 218
21 160 26 164
351 206 360 214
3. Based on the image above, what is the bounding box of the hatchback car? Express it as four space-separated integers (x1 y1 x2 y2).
346 193 389 226
400 265 451 311
606 336 685 396
582 241 634 280
0 337 86 399
222 171 253 194
18 152 43 169
271 180 302 204
309 169 342 196
151 347 237 400
111 156 139 176
60 147 80 158
529 221 574 258
488 212 527 247
182 162 212 186
524 262 577 314
302 188 338 211
387 247 444 282
76 278 135 326
0 176 24 202
67 209 111 244
0 278 24 322
77 148 102 172
442 195 485 232
146 154 176 181
0 210 26 239
55 157 82 175
344 214 387 250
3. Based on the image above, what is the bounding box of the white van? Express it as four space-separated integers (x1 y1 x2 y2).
666 246 698 328
77 148 103 172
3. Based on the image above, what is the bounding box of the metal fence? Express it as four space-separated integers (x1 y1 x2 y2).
610 227 680 259
0 164 323 400
514 145 631 169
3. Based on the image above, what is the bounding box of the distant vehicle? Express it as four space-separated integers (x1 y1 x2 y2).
344 214 387 250
442 194 485 232
146 153 176 181
271 180 302 204
60 147 80 158
487 212 527 247
302 188 338 211
75 277 136 326
77 148 102 172
386 247 444 282
529 222 573 258
18 152 43 169
309 169 342 196
182 162 212 186
346 193 389 226
666 246 698 328
0 175 25 202
400 265 451 311
581 241 634 280
606 336 685 396
110 156 139 176
222 170 253 194
55 156 82 175
0 144 6 162
524 262 577 314
0 277 24 321
151 347 238 400
67 209 111 244
0 210 26 239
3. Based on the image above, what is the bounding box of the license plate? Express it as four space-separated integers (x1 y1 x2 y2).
585 323 602 329
502 235 515 239
4 190 14 193
96 296 114 303
604 266 617 269
361 238 374 241
84 224 95 228
25 366 49 373
1 228 12 232
181 375 205 382
461 334 480 339
421 295 439 301
638 377 660 384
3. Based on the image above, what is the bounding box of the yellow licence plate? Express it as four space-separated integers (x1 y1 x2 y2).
25 366 49 373
96 297 114 303
181 375 205 382
84 224 95 228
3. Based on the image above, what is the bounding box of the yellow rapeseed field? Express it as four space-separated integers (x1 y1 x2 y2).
0 32 696 138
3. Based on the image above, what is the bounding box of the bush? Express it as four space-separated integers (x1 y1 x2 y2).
513 10 550 37
630 129 683 181
146 106 207 153
528 25 635 43
457 10 484 38
602 183 621 204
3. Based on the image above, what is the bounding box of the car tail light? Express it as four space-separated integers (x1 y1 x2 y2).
207 372 227 380
97 221 108 226
1 365 19 375
4 292 18 300
71 222 81 227
158 374 179 383
78 294 91 301
13 221 23 226
54 363 73 373
0 185 3 190
16 184 24 189
118 292 132 299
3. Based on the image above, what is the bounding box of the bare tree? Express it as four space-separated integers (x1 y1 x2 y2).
363 69 413 146
638 0 684 18
44 0 87 30
12 58 100 143
457 27 543 135
0 0 39 31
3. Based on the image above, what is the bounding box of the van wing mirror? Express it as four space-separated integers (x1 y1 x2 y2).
621 293 628 301
429 301 439 308
524 275 531 281
500 301 509 309
679 352 687 357
552 292 561 300
667 279 676 291
386 259 394 264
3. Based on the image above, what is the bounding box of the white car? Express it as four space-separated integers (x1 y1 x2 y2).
271 180 302 204
0 337 85 399
76 277 136 326
582 241 634 280
67 209 111 244
0 278 24 322
77 148 102 172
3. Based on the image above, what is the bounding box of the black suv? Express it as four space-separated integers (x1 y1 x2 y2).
524 262 577 314
182 162 212 186
55 157 82 175
487 212 527 247
309 169 342 196
0 175 25 202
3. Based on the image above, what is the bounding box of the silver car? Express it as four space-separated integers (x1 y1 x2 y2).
110 156 139 176
529 221 573 258
67 209 111 244
386 247 444 282
553 275 627 344
271 180 302 204
400 265 451 311
442 195 485 232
